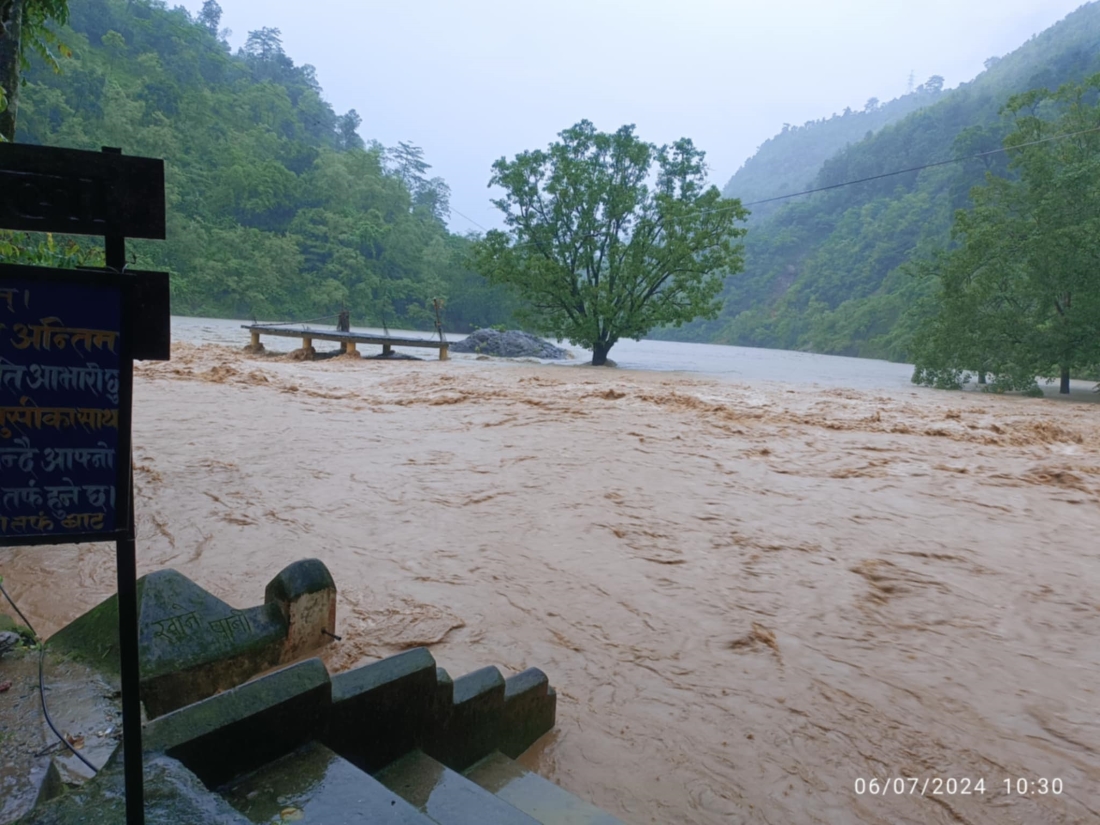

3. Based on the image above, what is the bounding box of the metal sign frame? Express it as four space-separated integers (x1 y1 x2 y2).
0 144 166 825
0 263 136 547
0 143 166 239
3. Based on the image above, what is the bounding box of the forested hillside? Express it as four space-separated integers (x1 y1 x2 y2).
721 79 946 221
10 0 520 331
667 1 1100 360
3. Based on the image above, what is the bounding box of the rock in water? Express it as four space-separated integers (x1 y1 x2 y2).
450 329 569 359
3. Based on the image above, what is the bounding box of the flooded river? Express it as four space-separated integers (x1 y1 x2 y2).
2 322 1099 823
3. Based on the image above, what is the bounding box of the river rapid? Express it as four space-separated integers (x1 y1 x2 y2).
2 320 1099 824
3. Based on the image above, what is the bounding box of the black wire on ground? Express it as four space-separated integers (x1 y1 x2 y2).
0 578 100 774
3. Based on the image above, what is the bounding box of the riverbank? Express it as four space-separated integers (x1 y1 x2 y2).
2 342 1098 824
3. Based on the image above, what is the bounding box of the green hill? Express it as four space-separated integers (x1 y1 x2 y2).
9 0 519 332
667 1 1100 359
721 80 945 221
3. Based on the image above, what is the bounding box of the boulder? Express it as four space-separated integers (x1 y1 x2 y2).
450 329 569 359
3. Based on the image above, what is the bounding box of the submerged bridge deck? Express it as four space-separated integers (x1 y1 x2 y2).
243 324 449 360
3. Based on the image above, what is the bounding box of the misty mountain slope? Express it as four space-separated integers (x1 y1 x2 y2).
721 81 945 221
671 1 1100 359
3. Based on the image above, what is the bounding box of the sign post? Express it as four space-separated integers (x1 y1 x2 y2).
0 143 169 825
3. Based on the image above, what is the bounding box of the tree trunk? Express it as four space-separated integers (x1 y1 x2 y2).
0 0 23 143
1060 366 1070 394
591 340 613 366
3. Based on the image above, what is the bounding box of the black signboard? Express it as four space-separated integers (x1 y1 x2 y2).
0 264 133 546
0 145 160 825
0 143 165 239
77 267 171 362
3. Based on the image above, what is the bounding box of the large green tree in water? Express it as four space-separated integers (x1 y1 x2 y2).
472 121 748 365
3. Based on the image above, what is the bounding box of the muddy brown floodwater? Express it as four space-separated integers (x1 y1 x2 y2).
2 343 1099 824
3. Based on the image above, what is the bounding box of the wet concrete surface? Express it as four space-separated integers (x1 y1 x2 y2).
0 648 122 825
221 740 428 824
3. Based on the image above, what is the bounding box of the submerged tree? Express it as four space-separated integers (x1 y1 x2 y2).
912 75 1100 393
471 120 748 365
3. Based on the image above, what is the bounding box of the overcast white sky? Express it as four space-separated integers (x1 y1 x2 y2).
178 0 1086 232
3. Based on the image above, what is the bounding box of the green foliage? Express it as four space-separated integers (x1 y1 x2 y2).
472 121 747 365
0 0 73 141
664 2 1100 360
0 230 104 266
21 0 73 72
5 0 517 332
912 75 1100 394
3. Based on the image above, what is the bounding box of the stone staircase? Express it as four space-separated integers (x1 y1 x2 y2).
462 751 621 825
221 741 618 824
19 650 623 824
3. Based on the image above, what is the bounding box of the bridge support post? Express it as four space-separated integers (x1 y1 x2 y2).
439 344 449 361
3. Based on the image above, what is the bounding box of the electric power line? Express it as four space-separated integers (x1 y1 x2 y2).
448 207 488 232
739 123 1100 207
48 2 1100 240
487 122 1100 252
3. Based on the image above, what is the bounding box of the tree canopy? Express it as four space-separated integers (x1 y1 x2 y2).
472 121 747 365
911 75 1100 393
2 0 521 333
1 0 72 140
663 1 1100 361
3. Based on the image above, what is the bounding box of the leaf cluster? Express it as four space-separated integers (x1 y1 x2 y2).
472 120 747 361
3 0 519 332
911 75 1100 391
665 3 1100 360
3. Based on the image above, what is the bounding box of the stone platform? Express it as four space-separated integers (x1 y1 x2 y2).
19 652 619 824
10 562 620 824
48 559 336 719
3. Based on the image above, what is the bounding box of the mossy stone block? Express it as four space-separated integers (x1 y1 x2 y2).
425 666 506 771
143 658 331 788
264 559 336 663
264 558 335 604
325 647 437 773
499 669 556 759
48 569 288 718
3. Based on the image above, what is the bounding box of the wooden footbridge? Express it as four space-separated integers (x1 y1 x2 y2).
243 323 450 360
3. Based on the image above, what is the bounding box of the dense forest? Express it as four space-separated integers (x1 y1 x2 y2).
7 0 521 332
662 1 1100 362
4 0 1097 362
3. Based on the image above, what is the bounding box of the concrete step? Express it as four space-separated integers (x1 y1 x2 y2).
463 752 623 825
220 741 433 824
375 749 540 825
